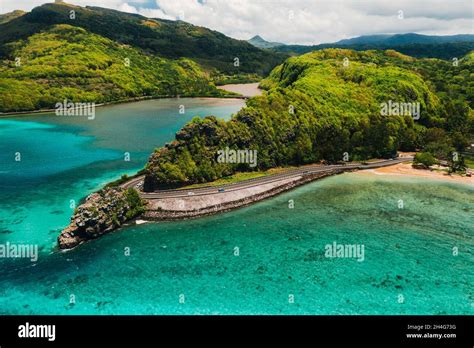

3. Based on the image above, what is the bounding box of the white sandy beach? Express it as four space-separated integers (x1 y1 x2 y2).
357 162 473 186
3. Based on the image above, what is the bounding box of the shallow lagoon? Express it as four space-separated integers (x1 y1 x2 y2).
0 98 472 314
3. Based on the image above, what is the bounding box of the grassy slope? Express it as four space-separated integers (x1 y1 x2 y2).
0 24 228 112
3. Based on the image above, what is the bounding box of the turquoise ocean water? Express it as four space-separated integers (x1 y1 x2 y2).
0 98 472 314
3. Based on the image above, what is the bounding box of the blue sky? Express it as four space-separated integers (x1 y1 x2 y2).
0 0 472 45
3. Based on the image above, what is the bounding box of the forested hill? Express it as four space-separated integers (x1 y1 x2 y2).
0 2 285 75
0 2 287 112
273 34 474 61
143 49 474 190
275 42 474 61
0 25 228 112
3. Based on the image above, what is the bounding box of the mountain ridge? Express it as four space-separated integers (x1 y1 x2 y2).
333 33 474 46
272 33 474 60
246 32 474 60
0 2 286 75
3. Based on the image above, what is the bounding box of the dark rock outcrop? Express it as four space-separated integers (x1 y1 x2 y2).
58 187 145 249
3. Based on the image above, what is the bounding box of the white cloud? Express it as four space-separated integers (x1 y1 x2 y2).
138 7 174 20
117 3 138 13
0 0 472 44
149 0 474 44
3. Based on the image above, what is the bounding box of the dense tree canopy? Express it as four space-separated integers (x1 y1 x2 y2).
0 2 285 76
0 25 232 112
0 2 288 112
273 41 474 61
144 49 473 190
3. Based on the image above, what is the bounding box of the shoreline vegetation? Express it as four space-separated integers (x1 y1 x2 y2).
0 82 263 118
11 3 467 253
143 49 474 193
0 3 285 114
0 80 264 117
55 82 263 249
58 157 472 250
0 93 247 118
55 56 474 251
58 164 347 250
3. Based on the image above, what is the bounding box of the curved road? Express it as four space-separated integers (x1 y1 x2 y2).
123 157 413 200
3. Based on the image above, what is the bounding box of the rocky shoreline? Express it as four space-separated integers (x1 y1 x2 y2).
58 158 417 250
58 187 146 250
58 168 347 250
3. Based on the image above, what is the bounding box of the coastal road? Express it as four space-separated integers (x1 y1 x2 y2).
123 157 413 200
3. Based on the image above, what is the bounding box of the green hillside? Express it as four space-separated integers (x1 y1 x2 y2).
143 49 474 190
260 50 441 125
0 2 287 112
0 2 285 75
0 24 228 112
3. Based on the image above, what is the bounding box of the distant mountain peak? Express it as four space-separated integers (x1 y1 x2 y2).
248 35 284 49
